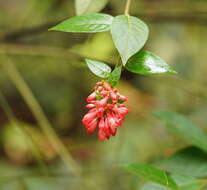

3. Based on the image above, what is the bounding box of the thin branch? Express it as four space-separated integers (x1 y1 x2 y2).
0 55 81 177
0 90 49 175
124 0 131 15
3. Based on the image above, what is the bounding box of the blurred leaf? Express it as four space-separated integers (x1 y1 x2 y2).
75 0 108 15
111 15 149 64
157 146 207 178
50 13 113 33
124 163 177 188
140 182 168 190
86 59 111 78
140 175 202 190
151 111 207 153
107 65 122 86
125 51 177 75
171 175 203 190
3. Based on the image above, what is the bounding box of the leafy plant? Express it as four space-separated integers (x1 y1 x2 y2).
50 0 176 86
124 111 207 189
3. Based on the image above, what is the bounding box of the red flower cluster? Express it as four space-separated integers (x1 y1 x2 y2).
82 81 129 141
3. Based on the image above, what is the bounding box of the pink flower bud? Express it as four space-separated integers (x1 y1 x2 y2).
97 107 104 118
85 104 95 109
107 113 117 128
86 92 96 102
107 104 114 110
97 96 109 107
116 107 129 115
110 92 117 101
87 119 98 133
98 128 107 141
96 82 103 86
104 85 112 91
96 86 103 91
119 95 128 101
98 118 105 129
99 90 108 96
82 111 96 125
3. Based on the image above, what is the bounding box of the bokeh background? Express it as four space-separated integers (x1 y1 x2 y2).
0 0 207 189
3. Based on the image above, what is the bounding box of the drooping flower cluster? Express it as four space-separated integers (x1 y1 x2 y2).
82 81 129 141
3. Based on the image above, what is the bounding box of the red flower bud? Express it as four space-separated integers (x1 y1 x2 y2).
82 82 129 141
119 95 128 101
86 92 96 102
85 104 95 109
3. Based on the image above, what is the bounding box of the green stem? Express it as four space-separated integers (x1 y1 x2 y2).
124 0 131 15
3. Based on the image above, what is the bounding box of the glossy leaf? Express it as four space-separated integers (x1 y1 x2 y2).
157 146 207 178
107 65 122 87
125 51 177 75
75 0 108 15
124 163 177 188
50 13 113 33
85 59 111 78
111 15 149 64
152 110 207 153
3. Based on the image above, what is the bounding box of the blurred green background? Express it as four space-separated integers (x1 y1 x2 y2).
0 0 207 189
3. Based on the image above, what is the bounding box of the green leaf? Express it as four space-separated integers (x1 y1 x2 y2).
140 183 168 190
111 15 149 65
125 51 177 75
141 176 203 190
107 65 122 87
124 163 177 189
75 0 108 15
151 110 207 153
85 59 111 78
157 146 207 178
171 175 203 190
49 13 113 33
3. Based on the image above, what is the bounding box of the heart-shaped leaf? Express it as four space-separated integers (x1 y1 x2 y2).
50 13 113 33
107 65 122 87
86 59 111 78
75 0 108 15
111 15 149 64
124 163 178 189
125 51 177 75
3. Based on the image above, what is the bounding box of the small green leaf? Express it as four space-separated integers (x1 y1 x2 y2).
157 146 207 178
107 65 122 87
151 110 207 153
111 15 149 64
124 163 177 189
49 13 113 33
86 59 111 78
75 0 108 15
125 51 177 75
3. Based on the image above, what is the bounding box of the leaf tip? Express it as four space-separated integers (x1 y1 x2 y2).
168 69 177 75
48 26 57 31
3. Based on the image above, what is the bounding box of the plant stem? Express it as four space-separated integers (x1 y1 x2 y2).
124 0 131 15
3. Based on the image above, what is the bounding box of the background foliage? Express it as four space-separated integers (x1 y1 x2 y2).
0 0 207 189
